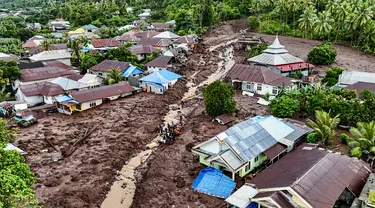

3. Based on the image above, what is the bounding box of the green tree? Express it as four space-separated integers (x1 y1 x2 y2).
314 11 334 39
248 16 260 31
298 6 317 40
247 43 267 58
0 119 38 207
203 81 236 117
321 67 344 86
307 42 337 65
105 45 137 63
348 121 375 154
307 110 340 145
0 60 21 82
80 53 102 74
104 67 124 85
40 40 51 51
270 96 299 117
71 40 81 65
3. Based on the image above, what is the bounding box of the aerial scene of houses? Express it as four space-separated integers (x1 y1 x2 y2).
1 0 375 208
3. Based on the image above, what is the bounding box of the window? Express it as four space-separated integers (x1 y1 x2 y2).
98 72 103 76
272 87 278 95
246 83 254 90
160 88 163 92
76 104 81 110
245 162 251 172
254 156 258 163
257 84 262 91
89 102 97 107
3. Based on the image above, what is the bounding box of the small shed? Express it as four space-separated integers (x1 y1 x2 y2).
214 114 236 125
139 69 182 94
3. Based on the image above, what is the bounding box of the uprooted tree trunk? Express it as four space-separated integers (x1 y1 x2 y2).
63 125 99 157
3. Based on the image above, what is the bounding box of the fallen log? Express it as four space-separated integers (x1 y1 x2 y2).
45 137 60 152
128 104 137 115
63 125 99 157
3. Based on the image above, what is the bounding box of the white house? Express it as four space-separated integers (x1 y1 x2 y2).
16 82 65 106
50 18 70 31
50 77 88 92
144 55 173 73
226 64 296 95
78 74 103 88
29 49 72 66
139 69 182 94
336 70 375 88
128 45 162 61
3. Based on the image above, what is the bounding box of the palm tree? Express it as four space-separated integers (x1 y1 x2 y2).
348 121 375 154
307 110 340 145
104 68 124 85
354 2 373 30
335 1 351 42
314 11 334 39
71 40 81 65
298 5 317 40
41 40 51 51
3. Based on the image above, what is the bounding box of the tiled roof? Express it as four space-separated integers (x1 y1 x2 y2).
89 39 122 48
144 55 172 68
20 66 75 82
346 81 375 95
128 45 162 55
227 64 294 87
71 82 134 103
250 144 371 208
89 60 130 72
19 82 64 96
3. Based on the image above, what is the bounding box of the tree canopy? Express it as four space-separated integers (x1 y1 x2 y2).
203 80 236 117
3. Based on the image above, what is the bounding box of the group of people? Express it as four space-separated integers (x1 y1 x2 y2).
158 123 182 145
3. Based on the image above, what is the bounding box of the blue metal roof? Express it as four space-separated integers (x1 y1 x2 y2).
121 65 144 78
192 167 236 198
55 95 78 103
139 69 182 85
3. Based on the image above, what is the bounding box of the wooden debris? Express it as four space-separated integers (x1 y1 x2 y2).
63 125 99 157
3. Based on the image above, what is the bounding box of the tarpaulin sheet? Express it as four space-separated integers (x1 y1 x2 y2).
192 167 235 198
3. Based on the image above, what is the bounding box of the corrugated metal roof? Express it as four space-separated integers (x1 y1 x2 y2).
271 192 295 208
346 81 375 95
70 82 134 103
20 82 64 96
135 30 160 39
220 150 243 170
50 77 88 90
248 53 304 66
90 60 130 72
227 64 294 87
250 144 371 208
29 49 71 62
20 66 75 82
225 184 258 208
128 45 162 55
89 39 122 48
338 71 375 86
174 36 195 44
263 143 287 160
153 31 180 39
144 56 172 68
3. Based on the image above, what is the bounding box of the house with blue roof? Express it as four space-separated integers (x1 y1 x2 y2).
121 65 144 87
139 69 182 94
192 116 312 179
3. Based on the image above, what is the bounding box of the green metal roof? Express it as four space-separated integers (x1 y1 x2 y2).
82 24 98 30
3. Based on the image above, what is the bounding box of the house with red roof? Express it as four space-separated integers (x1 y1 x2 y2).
226 64 296 96
247 36 314 77
16 82 65 106
88 60 130 79
86 39 123 51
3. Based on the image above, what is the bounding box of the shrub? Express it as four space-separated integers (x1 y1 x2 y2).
247 16 260 31
203 81 236 117
339 133 350 144
350 147 362 158
307 42 337 65
322 67 344 86
247 43 267 58
270 96 299 118
259 20 291 35
369 191 375 205
306 133 317 143
264 92 271 101
288 70 304 79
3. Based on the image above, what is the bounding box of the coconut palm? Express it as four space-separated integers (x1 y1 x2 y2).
41 40 51 51
307 110 340 145
314 11 334 39
71 40 81 64
298 5 317 40
335 1 352 41
348 121 375 154
354 2 374 29
104 68 124 85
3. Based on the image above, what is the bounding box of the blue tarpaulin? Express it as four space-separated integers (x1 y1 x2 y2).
192 167 236 198
247 202 258 208
55 95 78 103
121 65 144 77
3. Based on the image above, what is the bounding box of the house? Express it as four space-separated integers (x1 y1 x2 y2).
133 20 146 28
128 45 162 61
248 36 314 77
227 64 296 95
29 49 72 66
50 18 70 31
56 82 135 114
16 82 65 106
146 23 170 31
0 53 18 62
336 70 375 88
123 29 143 36
22 36 47 49
26 22 41 30
138 9 151 20
139 69 182 94
165 20 176 26
153 31 180 40
50 77 88 91
173 35 197 50
144 55 174 73
89 60 130 79
247 144 371 208
26 43 68 56
82 24 98 33
346 81 375 95
191 116 312 179
115 34 140 44
135 30 160 39
13 65 74 90
351 173 375 208
86 39 122 51
77 74 103 88
225 184 259 208
138 38 173 51
121 65 143 87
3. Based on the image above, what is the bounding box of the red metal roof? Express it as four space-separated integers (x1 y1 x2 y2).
276 62 314 72
263 143 287 160
19 82 64 96
44 60 72 69
144 56 172 68
227 64 294 87
89 39 122 48
67 73 84 81
250 144 371 208
135 30 160 39
89 60 130 72
20 66 75 82
22 40 37 48
71 82 135 103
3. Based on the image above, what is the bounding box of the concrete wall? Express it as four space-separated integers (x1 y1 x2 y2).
241 81 279 95
13 78 56 91
239 153 267 177
91 71 108 79
80 99 103 111
147 66 165 73
140 79 178 94
16 89 44 106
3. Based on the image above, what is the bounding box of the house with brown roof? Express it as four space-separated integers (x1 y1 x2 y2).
16 82 65 106
115 34 140 44
138 38 173 51
128 45 162 61
88 60 130 79
173 35 197 50
144 55 174 72
242 144 371 208
56 82 135 114
346 82 375 96
146 23 170 31
227 64 296 96
87 39 123 51
13 66 75 91
135 30 160 39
